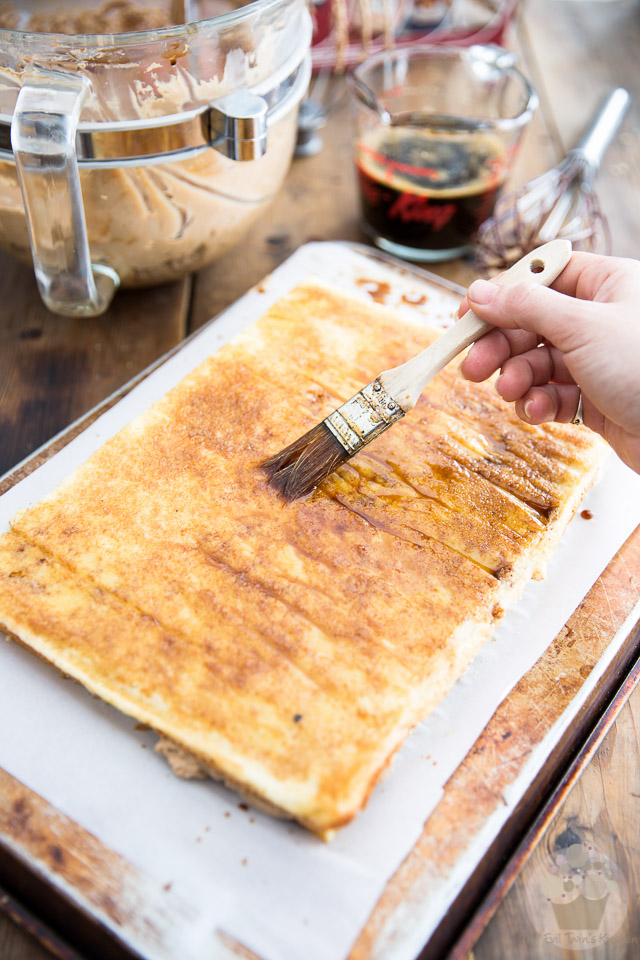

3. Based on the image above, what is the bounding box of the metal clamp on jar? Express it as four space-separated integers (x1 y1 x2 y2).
0 0 311 316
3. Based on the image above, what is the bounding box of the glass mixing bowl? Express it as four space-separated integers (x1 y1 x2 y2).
0 0 311 315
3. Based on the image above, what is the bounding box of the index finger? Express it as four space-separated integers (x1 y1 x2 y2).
549 251 602 298
458 251 605 316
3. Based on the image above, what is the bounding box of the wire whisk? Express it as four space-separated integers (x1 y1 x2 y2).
476 87 630 273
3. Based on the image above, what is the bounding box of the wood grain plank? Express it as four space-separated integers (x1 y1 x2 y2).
0 255 190 477
0 890 77 960
0 921 53 960
472 680 640 960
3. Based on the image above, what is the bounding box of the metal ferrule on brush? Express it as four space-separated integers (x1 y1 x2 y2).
324 379 405 455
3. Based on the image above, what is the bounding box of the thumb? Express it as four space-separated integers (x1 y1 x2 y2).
466 278 603 353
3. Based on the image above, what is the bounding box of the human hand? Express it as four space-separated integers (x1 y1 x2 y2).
458 251 640 474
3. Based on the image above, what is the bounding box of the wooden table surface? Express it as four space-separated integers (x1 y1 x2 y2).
1 0 638 957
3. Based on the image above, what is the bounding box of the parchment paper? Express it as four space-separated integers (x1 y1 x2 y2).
1 243 638 960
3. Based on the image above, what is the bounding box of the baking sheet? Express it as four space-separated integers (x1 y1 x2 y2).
1 242 639 960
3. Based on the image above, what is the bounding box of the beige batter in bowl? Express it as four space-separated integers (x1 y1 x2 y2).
0 0 311 315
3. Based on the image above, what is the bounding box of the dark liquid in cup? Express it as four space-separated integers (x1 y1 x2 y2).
356 128 507 254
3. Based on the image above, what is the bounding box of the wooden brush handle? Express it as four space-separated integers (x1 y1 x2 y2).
380 239 573 412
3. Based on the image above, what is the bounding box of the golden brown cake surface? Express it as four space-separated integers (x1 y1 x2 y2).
0 280 606 837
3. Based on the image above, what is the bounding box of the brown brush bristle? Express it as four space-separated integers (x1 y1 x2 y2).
261 422 349 501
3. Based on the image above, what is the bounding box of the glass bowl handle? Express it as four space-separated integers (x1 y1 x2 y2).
11 70 119 318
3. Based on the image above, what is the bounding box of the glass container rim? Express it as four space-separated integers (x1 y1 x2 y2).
349 42 539 133
0 0 297 48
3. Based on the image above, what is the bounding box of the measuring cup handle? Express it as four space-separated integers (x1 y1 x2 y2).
11 70 119 318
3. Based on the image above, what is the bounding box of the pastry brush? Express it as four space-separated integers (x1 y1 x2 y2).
262 239 572 501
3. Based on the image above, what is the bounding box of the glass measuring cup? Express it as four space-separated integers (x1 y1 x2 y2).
348 44 538 261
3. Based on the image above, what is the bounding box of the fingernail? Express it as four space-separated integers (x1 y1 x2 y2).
457 363 468 380
468 279 499 305
524 400 535 420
